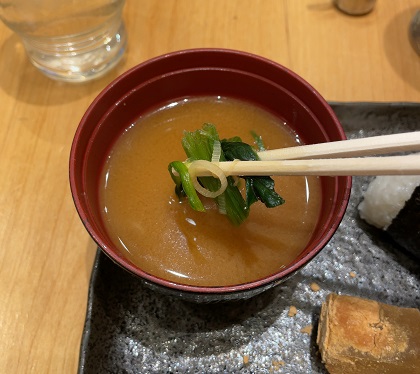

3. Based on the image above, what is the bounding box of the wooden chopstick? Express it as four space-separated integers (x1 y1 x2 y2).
188 132 420 177
192 155 420 176
257 131 420 160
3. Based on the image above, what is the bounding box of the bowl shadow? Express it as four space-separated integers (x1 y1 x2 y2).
383 6 420 94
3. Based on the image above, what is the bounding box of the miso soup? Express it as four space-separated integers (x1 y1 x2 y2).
99 96 322 286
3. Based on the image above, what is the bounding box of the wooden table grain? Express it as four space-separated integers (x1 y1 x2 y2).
0 1 419 373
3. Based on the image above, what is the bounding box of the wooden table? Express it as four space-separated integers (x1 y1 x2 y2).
0 1 419 372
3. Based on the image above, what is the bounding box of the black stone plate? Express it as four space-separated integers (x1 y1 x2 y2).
78 103 420 374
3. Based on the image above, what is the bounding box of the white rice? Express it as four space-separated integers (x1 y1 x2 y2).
358 175 420 230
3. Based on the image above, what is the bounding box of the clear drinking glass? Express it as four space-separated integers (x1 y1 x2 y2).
0 0 127 82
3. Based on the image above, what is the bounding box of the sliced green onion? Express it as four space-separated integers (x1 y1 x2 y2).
211 140 221 163
188 160 228 198
168 161 205 212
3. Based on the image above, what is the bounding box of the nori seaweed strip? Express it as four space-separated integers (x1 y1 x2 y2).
387 186 420 260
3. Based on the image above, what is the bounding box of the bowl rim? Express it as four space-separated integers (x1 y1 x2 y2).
70 47 352 295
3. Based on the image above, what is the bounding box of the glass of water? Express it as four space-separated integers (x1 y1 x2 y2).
0 0 127 82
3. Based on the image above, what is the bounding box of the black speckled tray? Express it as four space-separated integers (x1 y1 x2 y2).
78 103 420 374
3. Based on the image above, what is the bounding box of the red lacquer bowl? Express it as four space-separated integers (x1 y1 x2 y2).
69 48 351 302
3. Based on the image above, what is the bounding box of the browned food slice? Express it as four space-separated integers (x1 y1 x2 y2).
317 293 420 374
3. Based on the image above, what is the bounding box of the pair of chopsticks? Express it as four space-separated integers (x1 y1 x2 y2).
195 131 420 176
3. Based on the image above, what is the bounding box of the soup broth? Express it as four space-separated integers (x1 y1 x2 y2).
99 96 322 286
